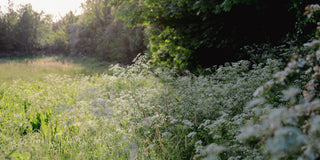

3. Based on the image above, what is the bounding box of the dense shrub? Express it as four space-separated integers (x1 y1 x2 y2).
112 0 317 71
1 37 318 159
0 54 282 159
240 40 307 66
146 59 282 159
238 4 320 159
70 0 146 64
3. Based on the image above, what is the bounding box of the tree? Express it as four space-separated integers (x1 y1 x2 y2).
73 0 145 64
0 3 55 54
111 0 319 71
14 4 40 52
0 0 18 52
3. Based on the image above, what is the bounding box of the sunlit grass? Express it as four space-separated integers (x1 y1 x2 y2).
0 56 108 83
0 56 287 159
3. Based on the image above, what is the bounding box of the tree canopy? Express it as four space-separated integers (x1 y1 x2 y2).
0 0 319 69
110 0 318 71
0 3 53 53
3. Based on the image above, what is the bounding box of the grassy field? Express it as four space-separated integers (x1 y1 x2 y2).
0 56 108 83
0 56 283 159
0 56 157 159
3 56 309 159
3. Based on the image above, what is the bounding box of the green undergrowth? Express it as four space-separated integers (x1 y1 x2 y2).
0 54 283 159
1 42 319 159
2 1 320 159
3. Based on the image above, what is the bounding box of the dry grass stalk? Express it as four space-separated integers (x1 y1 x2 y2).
163 119 167 128
142 108 146 118
185 135 187 147
165 99 168 113
195 114 198 127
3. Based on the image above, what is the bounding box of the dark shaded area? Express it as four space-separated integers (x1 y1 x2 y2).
179 1 298 67
124 0 319 70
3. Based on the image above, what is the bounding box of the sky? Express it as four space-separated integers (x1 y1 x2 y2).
0 0 86 21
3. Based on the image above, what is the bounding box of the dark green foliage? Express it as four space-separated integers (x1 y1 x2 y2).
14 4 40 52
237 5 320 159
111 0 319 71
74 0 146 64
1 0 320 68
0 3 53 53
0 2 19 52
27 110 52 132
45 0 146 64
0 0 146 65
50 11 79 54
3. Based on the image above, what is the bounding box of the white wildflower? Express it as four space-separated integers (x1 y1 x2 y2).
187 132 197 138
182 119 194 128
266 127 306 158
253 86 264 97
202 143 226 160
282 87 300 103
310 116 320 136
303 40 320 50
246 98 265 109
162 131 172 138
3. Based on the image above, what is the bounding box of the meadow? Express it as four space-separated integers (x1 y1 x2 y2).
1 0 320 159
0 56 108 83
1 53 320 159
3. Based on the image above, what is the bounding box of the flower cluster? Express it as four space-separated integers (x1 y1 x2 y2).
239 4 320 159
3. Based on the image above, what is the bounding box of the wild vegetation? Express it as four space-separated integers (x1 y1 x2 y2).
0 55 281 159
1 0 320 159
0 0 145 64
0 56 107 83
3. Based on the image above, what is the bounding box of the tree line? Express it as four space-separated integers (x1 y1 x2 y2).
0 0 145 64
0 3 51 53
0 0 319 69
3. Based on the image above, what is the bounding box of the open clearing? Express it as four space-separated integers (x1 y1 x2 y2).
0 56 107 83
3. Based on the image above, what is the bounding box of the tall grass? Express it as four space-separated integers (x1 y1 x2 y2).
4 53 316 159
0 55 283 159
